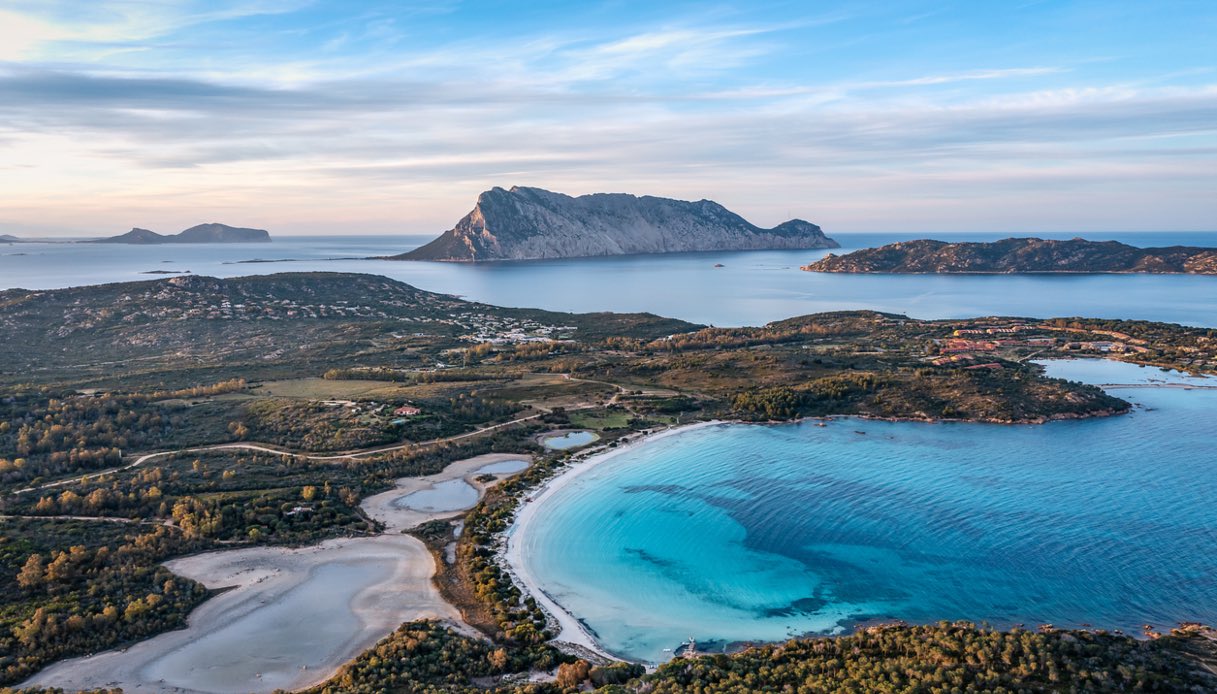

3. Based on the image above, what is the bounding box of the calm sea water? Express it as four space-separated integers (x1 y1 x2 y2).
513 360 1217 663
3 231 1217 326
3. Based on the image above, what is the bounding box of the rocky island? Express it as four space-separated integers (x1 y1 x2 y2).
802 237 1217 274
393 186 837 261
91 222 271 244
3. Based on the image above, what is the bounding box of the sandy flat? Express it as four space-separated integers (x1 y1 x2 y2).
362 452 531 532
504 423 719 660
22 452 531 694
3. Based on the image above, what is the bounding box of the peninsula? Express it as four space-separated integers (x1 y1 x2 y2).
3 272 1216 692
392 186 838 261
802 237 1217 274
90 222 271 244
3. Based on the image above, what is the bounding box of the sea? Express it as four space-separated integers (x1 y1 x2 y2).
513 359 1217 663
3 231 1217 327
6 231 1216 666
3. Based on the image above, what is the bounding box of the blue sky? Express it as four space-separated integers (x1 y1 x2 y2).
1 0 1214 235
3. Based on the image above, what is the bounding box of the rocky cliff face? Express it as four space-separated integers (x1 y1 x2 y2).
396 186 837 261
92 223 270 244
802 238 1217 274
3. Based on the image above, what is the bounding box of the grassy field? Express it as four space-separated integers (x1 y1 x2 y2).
569 408 635 430
252 378 422 400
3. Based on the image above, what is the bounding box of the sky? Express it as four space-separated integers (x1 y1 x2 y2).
1 0 1215 236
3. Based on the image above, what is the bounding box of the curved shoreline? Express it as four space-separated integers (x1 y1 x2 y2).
499 365 1211 665
503 422 723 662
22 453 530 694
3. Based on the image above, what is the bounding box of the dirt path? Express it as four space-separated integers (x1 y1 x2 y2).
21 452 531 694
11 410 549 495
0 513 151 524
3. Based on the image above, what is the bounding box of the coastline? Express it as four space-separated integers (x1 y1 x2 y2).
496 373 1160 665
503 421 724 662
22 452 529 694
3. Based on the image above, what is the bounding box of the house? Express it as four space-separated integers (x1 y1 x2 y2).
394 405 421 416
942 338 998 353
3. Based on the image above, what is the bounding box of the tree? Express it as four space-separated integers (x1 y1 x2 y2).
488 647 510 670
16 553 46 590
556 660 591 690
228 421 249 439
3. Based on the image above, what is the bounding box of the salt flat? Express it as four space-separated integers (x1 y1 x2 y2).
22 453 530 693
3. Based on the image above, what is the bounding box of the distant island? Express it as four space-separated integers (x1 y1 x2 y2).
1 234 26 243
803 237 1217 274
391 186 838 261
91 223 271 244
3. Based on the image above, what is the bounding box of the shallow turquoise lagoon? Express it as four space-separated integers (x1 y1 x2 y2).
516 360 1217 662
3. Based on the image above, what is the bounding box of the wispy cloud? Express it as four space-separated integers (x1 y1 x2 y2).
0 1 1214 234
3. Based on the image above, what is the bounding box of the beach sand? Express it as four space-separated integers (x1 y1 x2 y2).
503 422 720 661
22 453 531 694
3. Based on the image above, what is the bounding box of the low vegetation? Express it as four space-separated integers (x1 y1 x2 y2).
0 519 208 685
307 620 1217 693
1 273 1215 688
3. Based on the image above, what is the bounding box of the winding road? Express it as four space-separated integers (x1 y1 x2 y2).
10 409 551 496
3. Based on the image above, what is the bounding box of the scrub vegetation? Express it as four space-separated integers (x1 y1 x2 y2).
309 620 1217 693
1 272 1214 687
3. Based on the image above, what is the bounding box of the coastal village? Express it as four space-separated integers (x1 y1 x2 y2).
33 276 579 348
926 321 1217 373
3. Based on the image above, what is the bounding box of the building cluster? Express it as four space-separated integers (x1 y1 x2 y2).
51 276 476 336
454 311 577 343
931 323 1153 365
320 399 424 424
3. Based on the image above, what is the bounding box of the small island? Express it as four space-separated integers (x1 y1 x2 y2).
392 186 838 261
802 237 1217 274
90 222 271 244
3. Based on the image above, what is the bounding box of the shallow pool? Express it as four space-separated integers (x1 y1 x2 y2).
541 430 599 450
476 458 531 475
142 559 394 692
393 478 480 513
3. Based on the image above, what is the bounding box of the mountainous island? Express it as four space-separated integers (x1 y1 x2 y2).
91 222 271 244
393 186 838 261
1 234 27 243
803 237 1217 274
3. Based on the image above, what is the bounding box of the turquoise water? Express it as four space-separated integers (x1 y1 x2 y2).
516 360 1217 662
541 431 599 450
4 232 1217 326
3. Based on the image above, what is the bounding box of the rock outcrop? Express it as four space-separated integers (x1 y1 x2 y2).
395 186 836 261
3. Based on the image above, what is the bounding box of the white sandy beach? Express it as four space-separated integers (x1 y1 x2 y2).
503 422 721 661
22 452 531 694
